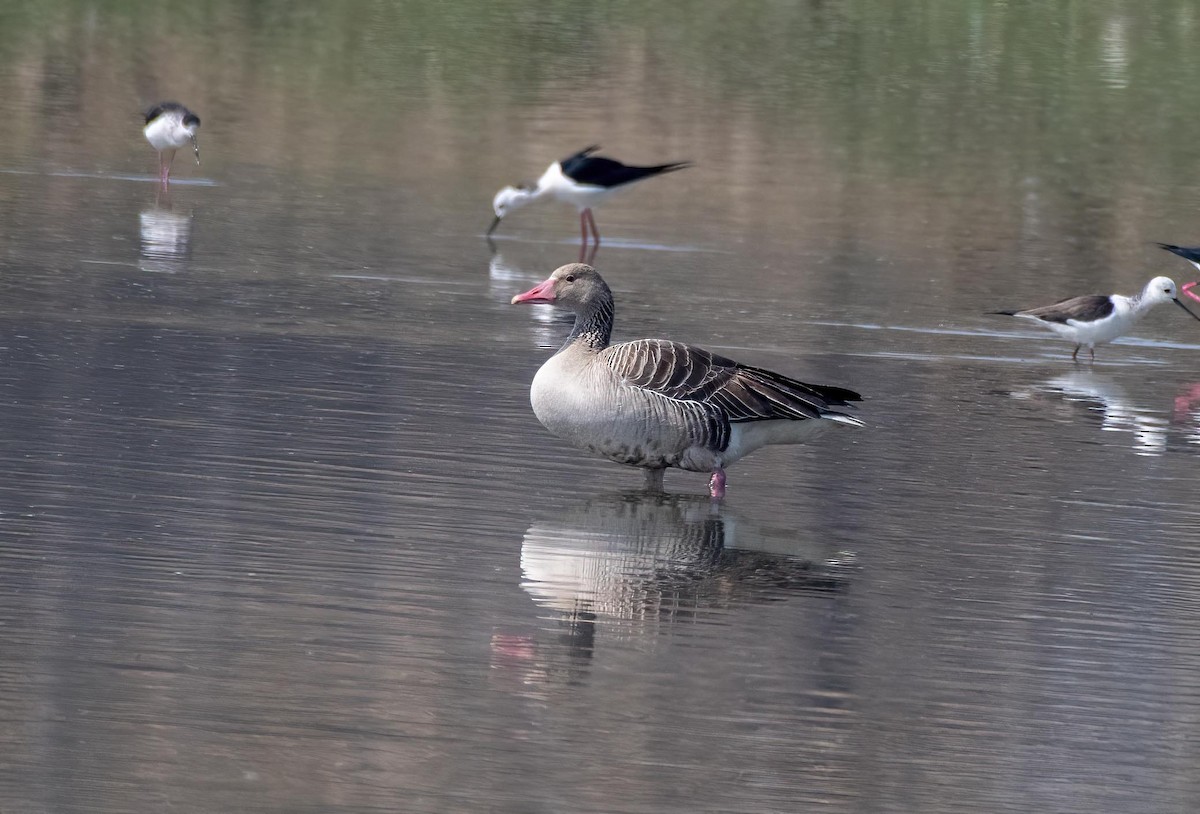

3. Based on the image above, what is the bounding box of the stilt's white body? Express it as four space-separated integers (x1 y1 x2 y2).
143 111 198 151
1011 297 1138 348
533 163 621 212
1002 276 1197 359
143 102 200 188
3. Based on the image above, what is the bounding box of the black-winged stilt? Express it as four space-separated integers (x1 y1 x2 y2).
990 276 1200 361
1157 243 1200 304
488 146 690 253
143 102 200 188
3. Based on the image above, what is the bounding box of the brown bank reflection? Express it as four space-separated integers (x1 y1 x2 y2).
492 492 856 690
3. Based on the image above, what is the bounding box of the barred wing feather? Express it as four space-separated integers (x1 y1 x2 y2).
602 340 861 424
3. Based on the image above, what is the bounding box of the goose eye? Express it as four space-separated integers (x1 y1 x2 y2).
565 274 576 282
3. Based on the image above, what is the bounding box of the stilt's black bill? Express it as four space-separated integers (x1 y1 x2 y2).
1173 298 1200 321
486 215 502 236
191 136 201 165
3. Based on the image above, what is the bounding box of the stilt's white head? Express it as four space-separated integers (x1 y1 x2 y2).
1143 276 1178 304
487 184 539 236
1142 275 1200 321
492 184 537 219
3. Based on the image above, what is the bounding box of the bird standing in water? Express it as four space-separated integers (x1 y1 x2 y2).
143 102 201 188
1157 243 1200 304
511 264 863 498
489 146 690 259
990 276 1200 361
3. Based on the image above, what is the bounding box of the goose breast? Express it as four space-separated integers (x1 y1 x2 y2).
530 349 723 471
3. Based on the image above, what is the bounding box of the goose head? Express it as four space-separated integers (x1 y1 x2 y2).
511 264 612 310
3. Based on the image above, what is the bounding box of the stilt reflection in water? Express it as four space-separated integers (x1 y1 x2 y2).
1007 370 1170 455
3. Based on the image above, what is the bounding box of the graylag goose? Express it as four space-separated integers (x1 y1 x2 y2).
511 264 863 498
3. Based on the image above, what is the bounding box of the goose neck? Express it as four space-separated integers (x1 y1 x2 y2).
567 297 614 351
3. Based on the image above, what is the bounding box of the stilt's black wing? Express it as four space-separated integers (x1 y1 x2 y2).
560 147 691 189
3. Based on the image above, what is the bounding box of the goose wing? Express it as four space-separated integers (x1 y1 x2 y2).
601 339 861 423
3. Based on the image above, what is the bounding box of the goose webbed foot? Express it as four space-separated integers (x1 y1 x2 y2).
643 468 665 494
708 468 726 500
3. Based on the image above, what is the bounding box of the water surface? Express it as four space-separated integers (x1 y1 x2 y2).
2 3 1200 813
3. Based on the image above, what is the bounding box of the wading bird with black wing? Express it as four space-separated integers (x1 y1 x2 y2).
489 147 690 257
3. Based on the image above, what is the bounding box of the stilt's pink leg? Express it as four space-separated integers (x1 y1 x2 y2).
709 468 726 499
160 149 177 188
1184 281 1200 304
585 209 601 247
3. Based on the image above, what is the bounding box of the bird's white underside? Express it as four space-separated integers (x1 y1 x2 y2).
144 113 196 152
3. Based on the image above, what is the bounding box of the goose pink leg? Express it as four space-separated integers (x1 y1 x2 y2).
644 468 665 493
709 468 726 499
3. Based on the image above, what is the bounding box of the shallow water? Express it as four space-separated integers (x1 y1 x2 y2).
3 3 1200 813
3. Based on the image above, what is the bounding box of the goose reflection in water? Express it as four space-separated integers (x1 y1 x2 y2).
1009 370 1168 455
491 492 855 691
138 199 193 274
